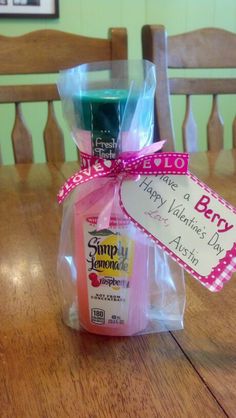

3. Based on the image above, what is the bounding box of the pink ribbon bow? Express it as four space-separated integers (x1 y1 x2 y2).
57 140 189 205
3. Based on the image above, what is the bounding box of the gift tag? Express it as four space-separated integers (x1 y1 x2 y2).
120 172 236 291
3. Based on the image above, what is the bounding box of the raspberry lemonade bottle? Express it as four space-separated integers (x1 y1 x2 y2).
74 89 150 336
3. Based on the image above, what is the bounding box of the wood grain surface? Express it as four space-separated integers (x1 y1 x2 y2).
1 151 236 417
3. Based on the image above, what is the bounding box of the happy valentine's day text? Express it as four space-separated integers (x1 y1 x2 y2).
138 175 234 267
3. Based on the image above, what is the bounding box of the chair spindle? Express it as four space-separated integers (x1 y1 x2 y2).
233 116 236 148
182 95 198 152
43 101 65 163
12 103 33 164
207 95 224 151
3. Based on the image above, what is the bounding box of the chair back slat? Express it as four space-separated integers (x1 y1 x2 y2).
170 78 236 95
12 103 33 163
207 95 224 151
168 28 236 68
182 96 198 152
0 84 59 103
0 30 110 75
44 101 65 163
0 28 128 164
142 25 236 152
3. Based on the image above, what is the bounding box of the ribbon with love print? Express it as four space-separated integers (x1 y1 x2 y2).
57 141 189 204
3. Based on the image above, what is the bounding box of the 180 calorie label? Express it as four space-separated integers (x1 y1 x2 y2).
91 308 105 325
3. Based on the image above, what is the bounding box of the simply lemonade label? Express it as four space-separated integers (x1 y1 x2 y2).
84 217 134 325
120 173 236 289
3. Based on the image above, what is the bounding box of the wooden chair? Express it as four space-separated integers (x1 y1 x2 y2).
142 25 236 152
0 28 127 163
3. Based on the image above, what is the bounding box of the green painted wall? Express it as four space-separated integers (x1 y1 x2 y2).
0 0 236 163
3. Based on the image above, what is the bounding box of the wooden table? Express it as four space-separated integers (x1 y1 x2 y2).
1 150 236 418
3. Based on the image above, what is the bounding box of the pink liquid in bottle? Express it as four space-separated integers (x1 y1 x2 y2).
75 179 149 336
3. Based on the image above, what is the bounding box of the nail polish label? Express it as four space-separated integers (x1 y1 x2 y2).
120 172 236 291
83 217 134 325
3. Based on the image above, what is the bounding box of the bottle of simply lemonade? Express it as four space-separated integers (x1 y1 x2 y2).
74 89 149 336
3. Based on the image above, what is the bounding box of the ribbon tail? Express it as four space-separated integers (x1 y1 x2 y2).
97 194 115 230
97 179 122 230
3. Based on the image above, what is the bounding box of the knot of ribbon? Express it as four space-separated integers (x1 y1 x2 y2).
57 140 189 205
113 158 127 175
